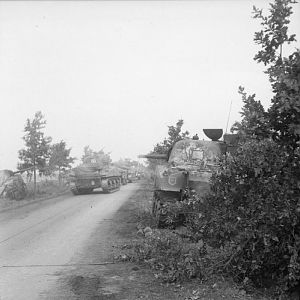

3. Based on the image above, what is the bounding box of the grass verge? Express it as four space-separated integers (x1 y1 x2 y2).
0 180 70 212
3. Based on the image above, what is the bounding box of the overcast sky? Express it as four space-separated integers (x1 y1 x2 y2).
0 0 299 170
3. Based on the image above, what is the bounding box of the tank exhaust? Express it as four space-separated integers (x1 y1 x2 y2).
203 129 223 141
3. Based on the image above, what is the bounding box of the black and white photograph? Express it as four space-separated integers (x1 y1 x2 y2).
0 0 299 299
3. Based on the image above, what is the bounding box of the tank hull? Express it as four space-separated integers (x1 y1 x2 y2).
69 166 122 195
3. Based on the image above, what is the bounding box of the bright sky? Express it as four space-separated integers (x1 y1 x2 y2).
0 0 299 170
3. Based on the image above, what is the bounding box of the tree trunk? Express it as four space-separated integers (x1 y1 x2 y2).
58 166 61 186
33 157 36 200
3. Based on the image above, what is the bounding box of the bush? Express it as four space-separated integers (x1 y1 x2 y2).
184 139 300 292
132 229 207 282
26 179 69 198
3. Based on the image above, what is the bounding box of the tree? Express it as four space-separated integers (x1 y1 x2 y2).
253 0 299 149
267 50 300 148
204 0 300 292
153 119 189 154
114 158 139 169
144 119 189 171
48 141 75 183
253 0 296 71
233 0 299 148
81 146 112 167
231 86 269 139
253 0 300 196
18 111 52 198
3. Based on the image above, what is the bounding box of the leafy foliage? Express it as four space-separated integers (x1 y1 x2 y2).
253 0 300 150
114 158 140 169
18 111 52 174
48 141 75 179
183 139 300 291
267 50 300 149
132 229 206 282
231 87 269 139
207 1 300 291
153 119 189 155
81 146 112 167
146 119 189 171
253 0 296 68
18 111 52 197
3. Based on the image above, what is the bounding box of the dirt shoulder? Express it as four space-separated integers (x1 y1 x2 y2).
46 181 270 300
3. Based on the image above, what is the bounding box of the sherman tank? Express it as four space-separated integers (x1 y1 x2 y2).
69 157 122 195
139 129 238 226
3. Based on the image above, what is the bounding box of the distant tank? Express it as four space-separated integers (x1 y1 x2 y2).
114 166 129 185
0 169 27 200
127 170 140 183
139 129 238 226
68 157 122 195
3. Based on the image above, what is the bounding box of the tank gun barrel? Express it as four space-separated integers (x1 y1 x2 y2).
13 166 34 175
138 154 168 160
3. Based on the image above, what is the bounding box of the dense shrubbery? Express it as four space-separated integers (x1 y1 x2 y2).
26 179 69 198
132 138 299 293
132 229 205 282
183 139 300 292
131 227 238 284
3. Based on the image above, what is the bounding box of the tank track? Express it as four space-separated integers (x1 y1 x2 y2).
101 176 121 193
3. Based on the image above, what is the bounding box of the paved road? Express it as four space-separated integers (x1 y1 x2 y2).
0 184 137 300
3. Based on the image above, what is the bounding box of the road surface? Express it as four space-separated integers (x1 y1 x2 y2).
0 184 137 300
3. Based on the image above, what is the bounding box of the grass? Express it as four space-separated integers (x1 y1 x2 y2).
0 179 70 212
25 179 69 199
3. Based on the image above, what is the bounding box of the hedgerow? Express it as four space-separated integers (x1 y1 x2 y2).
184 139 300 292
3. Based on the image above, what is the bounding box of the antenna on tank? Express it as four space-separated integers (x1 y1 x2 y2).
225 99 233 134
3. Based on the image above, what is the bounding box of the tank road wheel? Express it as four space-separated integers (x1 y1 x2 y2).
102 178 120 193
107 179 113 192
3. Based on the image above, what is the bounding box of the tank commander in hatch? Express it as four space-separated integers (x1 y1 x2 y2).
192 134 199 140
